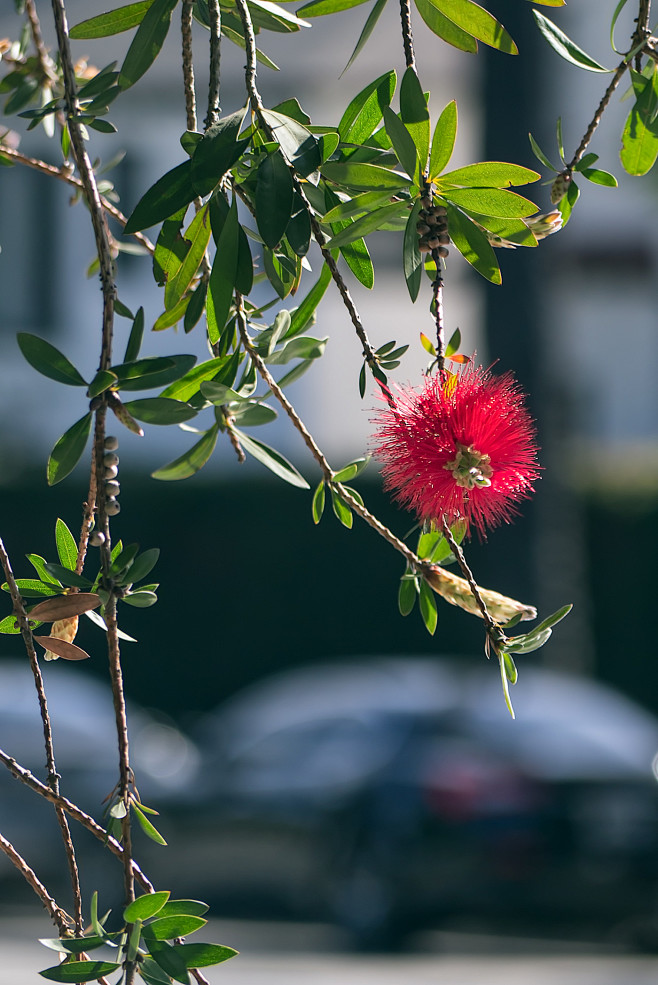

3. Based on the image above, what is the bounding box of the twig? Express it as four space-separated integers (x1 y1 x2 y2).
24 0 58 85
182 0 198 133
439 516 506 649
205 0 222 129
232 0 384 381
399 0 416 70
633 0 652 70
430 250 445 374
0 832 72 937
0 748 155 893
567 57 629 171
0 537 83 931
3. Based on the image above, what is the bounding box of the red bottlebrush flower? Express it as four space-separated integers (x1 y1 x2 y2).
372 366 540 539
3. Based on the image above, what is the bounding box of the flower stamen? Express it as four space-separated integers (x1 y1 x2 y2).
444 443 493 490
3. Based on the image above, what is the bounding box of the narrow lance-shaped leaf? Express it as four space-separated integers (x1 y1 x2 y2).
341 0 387 75
18 334 87 386
338 70 396 144
55 518 78 571
382 105 418 180
400 67 430 180
70 2 154 39
152 424 219 480
403 198 423 301
47 414 93 486
233 428 309 488
413 0 478 53
39 961 122 982
432 0 517 54
118 0 180 89
256 150 294 248
207 197 240 346
191 107 250 196
446 203 501 284
124 306 145 362
442 186 538 218
532 10 611 72
429 99 457 180
124 161 196 234
164 203 212 310
440 162 540 188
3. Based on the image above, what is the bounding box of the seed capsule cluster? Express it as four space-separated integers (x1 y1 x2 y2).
417 200 449 257
90 435 121 546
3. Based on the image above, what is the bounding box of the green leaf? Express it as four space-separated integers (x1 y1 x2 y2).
159 900 209 917
161 355 230 401
173 943 238 968
43 564 92 589
145 915 207 941
418 579 438 634
0 615 22 634
312 481 326 523
191 108 250 196
133 802 167 843
164 203 212 310
233 428 309 488
146 941 189 984
124 161 196 234
55 519 78 571
445 204 501 283
123 590 158 607
266 336 327 364
124 891 170 923
580 167 618 187
87 369 118 398
445 327 461 356
400 67 430 180
27 554 62 586
262 110 321 178
296 0 369 15
207 198 240 345
532 602 572 634
47 414 93 486
152 424 219 480
620 67 658 176
321 160 412 191
184 278 208 333
152 297 190 332
429 100 457 179
341 0 387 74
122 397 197 424
403 198 423 301
322 190 396 224
528 132 557 171
382 105 418 179
504 627 553 654
2 578 58 598
503 650 518 685
231 401 278 425
532 10 611 72
557 178 579 225
70 2 154 38
331 488 353 528
325 201 407 249
18 334 87 387
432 0 517 53
209 191 253 294
340 234 374 289
414 0 478 52
118 0 179 89
440 162 540 188
398 573 417 616
39 962 121 982
124 306 145 362
38 936 111 956
153 207 188 286
442 187 538 218
338 70 396 145
256 150 294 248
125 547 160 583
498 649 515 719
113 354 197 391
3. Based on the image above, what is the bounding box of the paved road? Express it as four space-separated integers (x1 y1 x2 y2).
4 916 658 985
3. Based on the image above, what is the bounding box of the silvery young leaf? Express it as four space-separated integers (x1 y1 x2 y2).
38 961 121 982
124 161 196 234
532 11 611 72
47 414 93 486
431 0 517 54
429 100 457 179
445 204 501 284
173 943 239 968
151 424 219 480
70 1 154 38
55 518 78 571
414 0 478 53
233 429 309 488
118 0 179 90
18 334 87 386
338 70 396 145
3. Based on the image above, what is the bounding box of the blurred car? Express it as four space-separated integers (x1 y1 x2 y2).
0 658 200 901
190 657 658 949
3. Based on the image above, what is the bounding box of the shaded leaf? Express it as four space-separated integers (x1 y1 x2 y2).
122 397 197 424
191 107 250 196
70 2 153 38
118 354 197 391
446 204 501 283
164 203 212 310
325 201 407 248
321 160 412 191
233 428 309 488
18 334 87 387
39 962 121 982
256 150 294 247
47 414 93 486
207 197 240 345
118 0 179 89
418 579 438 634
151 424 219 480
124 161 196 234
400 67 430 179
398 574 417 616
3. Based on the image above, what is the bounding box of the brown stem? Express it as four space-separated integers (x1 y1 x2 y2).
0 832 72 936
0 145 155 253
0 537 83 930
24 0 57 84
182 0 198 133
206 0 222 129
633 0 652 70
0 748 154 893
430 249 445 374
567 57 629 171
399 0 416 70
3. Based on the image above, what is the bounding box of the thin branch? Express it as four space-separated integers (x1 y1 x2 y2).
205 0 222 129
399 0 416 70
0 832 72 937
0 537 83 930
182 0 198 133
0 748 154 893
0 144 155 253
567 57 629 171
24 0 58 85
232 0 384 382
430 251 445 374
633 0 652 70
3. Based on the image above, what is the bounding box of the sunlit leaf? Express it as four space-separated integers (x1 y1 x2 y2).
445 204 501 283
39 962 121 982
429 100 457 179
431 0 517 53
151 425 219 480
414 0 478 52
233 428 309 487
532 10 611 72
70 2 153 38
338 70 396 144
